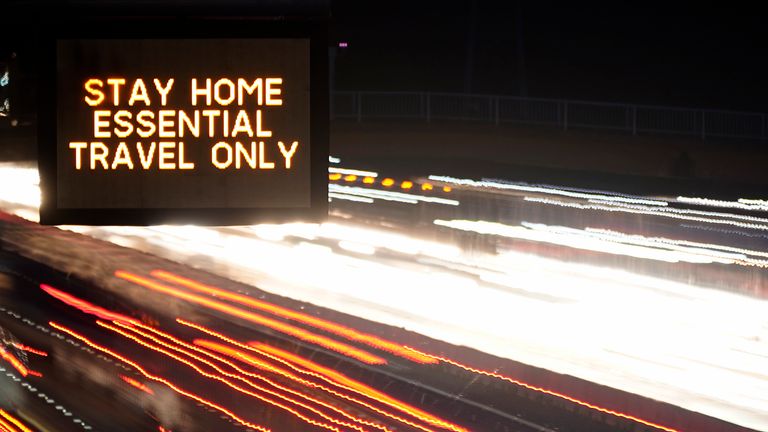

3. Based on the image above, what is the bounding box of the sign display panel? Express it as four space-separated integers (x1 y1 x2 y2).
39 21 327 225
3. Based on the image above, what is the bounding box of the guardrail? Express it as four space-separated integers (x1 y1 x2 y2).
331 91 768 141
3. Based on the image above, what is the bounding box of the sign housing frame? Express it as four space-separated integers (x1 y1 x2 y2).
38 17 329 226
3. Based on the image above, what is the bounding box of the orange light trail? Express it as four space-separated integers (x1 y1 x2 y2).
179 319 466 432
0 346 28 377
363 177 375 184
124 322 426 432
329 173 342 181
115 271 386 365
344 175 358 182
198 340 444 432
48 321 272 432
40 284 137 324
150 270 436 364
12 343 47 357
400 181 413 190
26 370 43 378
381 178 395 187
97 321 364 432
0 409 32 432
119 374 155 395
249 342 466 432
0 418 16 432
107 321 389 432
131 322 393 429
128 324 398 432
405 347 680 432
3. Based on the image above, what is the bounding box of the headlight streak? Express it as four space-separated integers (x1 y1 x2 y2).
179 320 467 432
48 321 272 432
329 168 379 178
484 180 667 204
677 196 768 211
329 193 375 204
332 185 418 204
97 321 374 432
522 223 768 267
433 219 762 266
524 197 768 231
403 347 680 432
428 175 668 206
115 271 387 365
679 223 768 239
585 227 768 266
330 185 459 206
149 270 437 364
588 199 768 225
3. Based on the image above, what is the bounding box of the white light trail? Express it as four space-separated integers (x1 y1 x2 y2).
434 219 746 265
525 197 768 231
677 196 768 211
590 199 768 225
429 175 669 206
328 192 375 204
328 167 379 178
330 184 460 206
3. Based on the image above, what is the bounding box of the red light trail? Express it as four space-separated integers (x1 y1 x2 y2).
115 270 386 365
405 347 680 432
96 321 348 432
123 320 438 432
150 270 436 364
34 285 460 431
103 320 389 432
0 418 16 432
0 409 32 432
48 321 272 432
11 343 47 357
40 284 137 324
248 341 464 432
0 345 28 377
198 340 446 432
126 321 396 432
179 319 467 432
119 374 155 395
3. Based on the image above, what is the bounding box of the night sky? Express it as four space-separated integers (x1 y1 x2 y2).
3 2 768 113
332 2 768 112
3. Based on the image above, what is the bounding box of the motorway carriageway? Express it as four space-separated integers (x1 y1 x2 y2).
0 162 766 431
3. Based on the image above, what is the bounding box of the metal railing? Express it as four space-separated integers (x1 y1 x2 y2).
331 91 768 141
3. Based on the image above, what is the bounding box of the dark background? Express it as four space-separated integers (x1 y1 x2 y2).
3 2 768 118
330 2 768 111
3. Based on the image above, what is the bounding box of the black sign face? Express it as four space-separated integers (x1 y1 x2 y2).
39 20 328 225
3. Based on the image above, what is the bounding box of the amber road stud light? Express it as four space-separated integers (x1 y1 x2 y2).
39 21 328 226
